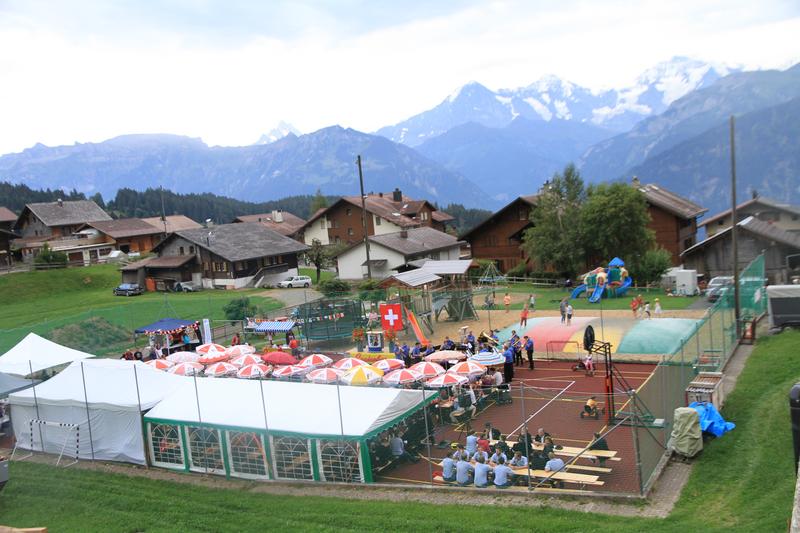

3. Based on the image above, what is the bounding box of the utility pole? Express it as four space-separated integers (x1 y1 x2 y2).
730 116 741 334
357 155 372 279
160 186 168 234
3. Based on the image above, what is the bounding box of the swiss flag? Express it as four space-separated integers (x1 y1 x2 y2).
379 303 403 331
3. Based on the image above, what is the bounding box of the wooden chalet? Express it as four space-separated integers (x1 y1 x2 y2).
699 194 800 239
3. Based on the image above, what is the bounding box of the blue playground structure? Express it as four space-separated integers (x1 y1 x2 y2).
571 257 633 303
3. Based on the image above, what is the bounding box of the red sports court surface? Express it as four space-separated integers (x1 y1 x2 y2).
376 359 656 494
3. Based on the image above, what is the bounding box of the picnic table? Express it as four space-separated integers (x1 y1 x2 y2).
490 439 620 461
511 467 603 486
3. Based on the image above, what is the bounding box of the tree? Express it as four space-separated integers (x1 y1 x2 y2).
310 188 328 213
33 243 68 269
580 182 654 264
631 248 673 286
223 297 256 321
318 278 350 297
304 239 333 283
357 279 385 304
521 164 586 277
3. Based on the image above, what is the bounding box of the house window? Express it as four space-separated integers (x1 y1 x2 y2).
421 211 428 221
375 216 381 226
320 219 326 229
334 237 341 244
718 220 724 226
189 246 195 254
213 262 228 272
179 246 185 255
203 262 210 271
519 209 528 220
234 261 244 271
277 256 283 264
346 208 352 216
347 228 354 236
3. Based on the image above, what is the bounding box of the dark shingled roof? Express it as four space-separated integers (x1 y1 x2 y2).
167 223 308 262
25 200 111 227
368 226 463 257
698 196 800 228
460 195 537 240
233 211 306 236
141 215 202 233
431 210 454 222
681 216 800 257
0 207 17 223
637 183 707 219
86 218 163 239
301 193 448 231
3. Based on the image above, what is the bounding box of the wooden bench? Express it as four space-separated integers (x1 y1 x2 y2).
564 463 612 473
512 467 604 487
490 439 621 462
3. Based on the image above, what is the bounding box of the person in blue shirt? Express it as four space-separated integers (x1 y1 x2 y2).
472 449 489 463
441 455 457 482
509 450 528 468
466 331 476 347
394 346 404 361
490 450 507 465
441 336 455 350
493 456 514 488
455 453 474 486
424 343 436 356
465 431 479 456
473 455 492 488
509 330 522 366
524 335 535 370
410 342 422 363
401 343 410 359
503 343 515 383
545 452 565 472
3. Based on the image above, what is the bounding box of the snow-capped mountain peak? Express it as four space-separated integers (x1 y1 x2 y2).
255 121 301 145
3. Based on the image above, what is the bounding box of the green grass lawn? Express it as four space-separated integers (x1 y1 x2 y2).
1 330 796 532
0 264 283 353
494 285 699 311
299 267 335 284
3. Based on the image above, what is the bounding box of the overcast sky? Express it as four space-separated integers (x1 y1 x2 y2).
0 0 798 155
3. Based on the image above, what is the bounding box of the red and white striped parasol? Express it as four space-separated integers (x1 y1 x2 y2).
297 353 333 369
383 368 424 386
166 352 200 364
230 354 263 367
373 358 405 373
167 362 204 376
271 365 309 379
196 343 227 355
425 372 469 388
144 359 174 370
424 350 467 363
261 351 297 366
226 345 256 358
339 365 383 386
448 360 487 377
331 357 368 371
198 351 230 365
305 367 343 384
204 361 238 377
236 363 271 379
409 361 446 379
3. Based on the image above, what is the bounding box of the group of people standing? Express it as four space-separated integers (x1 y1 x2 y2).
630 294 661 319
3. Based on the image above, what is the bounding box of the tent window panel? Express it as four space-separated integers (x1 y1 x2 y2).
149 423 184 468
227 431 269 479
187 426 225 474
271 436 313 480
318 440 362 483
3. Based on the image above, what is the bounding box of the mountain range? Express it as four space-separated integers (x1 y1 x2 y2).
1 57 798 217
0 127 489 207
377 57 735 146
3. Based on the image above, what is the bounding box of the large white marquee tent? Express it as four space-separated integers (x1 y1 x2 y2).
0 333 95 376
9 359 186 464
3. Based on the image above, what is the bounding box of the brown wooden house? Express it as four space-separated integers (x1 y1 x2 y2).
298 188 453 246
124 223 309 290
633 178 707 265
698 195 800 239
460 195 537 273
81 218 166 254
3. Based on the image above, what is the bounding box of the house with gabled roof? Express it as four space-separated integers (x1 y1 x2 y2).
460 195 537 273
633 177 708 264
298 188 454 246
335 226 463 280
682 216 800 284
128 222 309 289
699 194 800 239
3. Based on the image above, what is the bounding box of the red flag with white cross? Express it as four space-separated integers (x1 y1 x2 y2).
379 303 403 331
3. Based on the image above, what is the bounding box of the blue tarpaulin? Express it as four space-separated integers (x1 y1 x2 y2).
254 321 295 333
689 401 735 437
135 318 198 334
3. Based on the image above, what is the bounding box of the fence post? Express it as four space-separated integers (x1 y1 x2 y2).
132 365 149 468
79 362 96 461
631 405 643 495
28 360 44 451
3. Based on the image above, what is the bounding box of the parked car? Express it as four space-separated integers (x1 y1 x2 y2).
174 281 201 292
277 275 312 288
113 283 143 296
705 276 733 295
706 285 729 303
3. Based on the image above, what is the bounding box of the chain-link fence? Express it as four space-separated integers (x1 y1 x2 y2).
633 253 766 494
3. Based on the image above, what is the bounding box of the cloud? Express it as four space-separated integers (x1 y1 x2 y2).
0 0 798 155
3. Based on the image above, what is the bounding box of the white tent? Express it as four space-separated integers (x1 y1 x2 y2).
0 333 95 377
9 359 186 464
143 379 436 482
